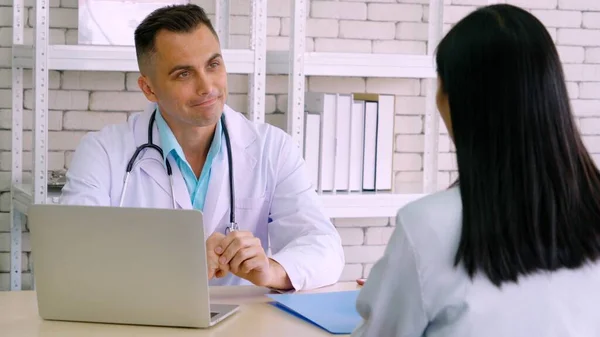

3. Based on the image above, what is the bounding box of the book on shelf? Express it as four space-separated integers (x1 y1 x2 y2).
303 92 395 194
349 98 365 192
304 92 336 193
304 110 322 194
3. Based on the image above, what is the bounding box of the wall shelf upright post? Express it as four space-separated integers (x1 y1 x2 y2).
10 0 25 291
247 0 267 123
423 0 444 193
287 0 307 151
215 0 230 48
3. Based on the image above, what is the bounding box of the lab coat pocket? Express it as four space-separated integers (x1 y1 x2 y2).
235 196 267 209
234 196 269 243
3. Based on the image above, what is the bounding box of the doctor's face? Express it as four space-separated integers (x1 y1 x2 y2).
138 24 228 128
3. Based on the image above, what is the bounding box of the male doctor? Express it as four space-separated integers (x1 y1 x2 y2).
60 4 344 291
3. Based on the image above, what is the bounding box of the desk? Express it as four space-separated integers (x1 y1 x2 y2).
1 282 361 337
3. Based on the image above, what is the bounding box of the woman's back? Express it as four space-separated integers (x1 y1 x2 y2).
352 187 600 337
351 4 600 336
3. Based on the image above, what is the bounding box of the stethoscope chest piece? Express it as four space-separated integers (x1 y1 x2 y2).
225 221 239 234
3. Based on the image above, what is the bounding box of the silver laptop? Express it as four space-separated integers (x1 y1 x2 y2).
27 204 239 328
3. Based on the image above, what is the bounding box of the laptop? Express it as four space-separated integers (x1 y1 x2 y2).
27 204 240 328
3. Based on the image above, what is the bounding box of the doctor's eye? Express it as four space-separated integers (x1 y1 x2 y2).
209 61 220 69
178 71 190 78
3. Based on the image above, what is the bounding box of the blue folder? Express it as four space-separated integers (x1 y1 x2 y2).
266 290 362 335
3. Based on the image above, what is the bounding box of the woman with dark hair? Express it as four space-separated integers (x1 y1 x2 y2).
351 4 600 337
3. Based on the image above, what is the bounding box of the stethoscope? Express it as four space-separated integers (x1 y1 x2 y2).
119 109 239 233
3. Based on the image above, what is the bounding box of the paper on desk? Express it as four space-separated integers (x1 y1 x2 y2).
266 290 361 335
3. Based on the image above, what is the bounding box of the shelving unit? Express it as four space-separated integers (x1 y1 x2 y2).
284 0 444 194
9 0 447 290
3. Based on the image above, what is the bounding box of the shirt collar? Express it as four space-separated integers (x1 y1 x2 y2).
154 107 223 167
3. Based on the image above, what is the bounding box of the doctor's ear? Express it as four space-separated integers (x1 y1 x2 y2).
138 75 158 103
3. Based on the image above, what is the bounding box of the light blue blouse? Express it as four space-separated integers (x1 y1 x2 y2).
352 186 600 337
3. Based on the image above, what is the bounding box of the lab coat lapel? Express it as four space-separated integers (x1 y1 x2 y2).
203 149 226 230
203 106 257 233
133 103 191 209
168 156 194 209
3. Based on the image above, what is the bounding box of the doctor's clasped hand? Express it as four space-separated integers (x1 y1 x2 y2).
208 231 292 289
206 232 227 279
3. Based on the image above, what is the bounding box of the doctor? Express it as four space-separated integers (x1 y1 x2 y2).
60 4 344 291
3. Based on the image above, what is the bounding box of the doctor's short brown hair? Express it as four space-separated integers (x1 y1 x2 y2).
133 4 219 73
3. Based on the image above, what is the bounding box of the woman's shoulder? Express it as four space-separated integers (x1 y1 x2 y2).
395 186 464 264
399 186 462 229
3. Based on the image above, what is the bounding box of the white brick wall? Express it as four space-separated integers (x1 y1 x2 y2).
339 20 396 39
396 22 429 40
558 0 600 11
1 0 600 290
531 10 582 28
587 48 600 63
311 1 367 20
583 12 600 29
558 29 600 46
557 46 585 64
509 0 557 10
367 4 423 22
373 40 426 54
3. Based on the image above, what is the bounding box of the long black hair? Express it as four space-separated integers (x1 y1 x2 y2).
436 4 600 286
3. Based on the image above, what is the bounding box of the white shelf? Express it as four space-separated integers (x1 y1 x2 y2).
12 45 257 73
268 51 436 78
12 183 60 214
12 183 424 219
11 45 436 78
320 193 426 218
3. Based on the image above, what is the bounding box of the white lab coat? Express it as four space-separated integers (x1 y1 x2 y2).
352 186 600 337
60 103 345 290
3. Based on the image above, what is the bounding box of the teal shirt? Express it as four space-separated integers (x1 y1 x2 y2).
155 108 222 211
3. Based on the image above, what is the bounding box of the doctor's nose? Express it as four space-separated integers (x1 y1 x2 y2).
195 72 213 96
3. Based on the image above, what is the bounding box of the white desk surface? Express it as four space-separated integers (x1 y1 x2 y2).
1 282 361 337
